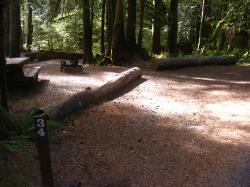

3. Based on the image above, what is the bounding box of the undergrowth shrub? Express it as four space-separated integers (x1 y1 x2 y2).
1 107 62 152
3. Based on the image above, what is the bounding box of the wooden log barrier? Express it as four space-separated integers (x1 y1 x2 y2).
153 56 238 70
44 67 142 120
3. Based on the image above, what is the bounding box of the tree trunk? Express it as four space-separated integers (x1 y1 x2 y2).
4 4 10 57
154 56 238 70
126 0 136 48
82 0 93 63
137 0 145 48
111 0 123 64
197 0 211 52
167 0 178 55
151 0 161 54
217 29 226 50
9 0 21 57
101 0 106 54
26 0 33 52
91 0 94 29
105 0 116 56
0 5 9 111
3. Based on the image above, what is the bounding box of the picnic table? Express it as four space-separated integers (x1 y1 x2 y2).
60 59 82 72
6 57 42 82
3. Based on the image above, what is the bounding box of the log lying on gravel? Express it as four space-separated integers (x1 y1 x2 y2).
27 51 83 61
44 67 142 120
154 56 238 70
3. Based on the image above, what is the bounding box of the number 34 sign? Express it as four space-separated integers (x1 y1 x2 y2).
36 118 46 137
34 112 49 138
34 111 54 186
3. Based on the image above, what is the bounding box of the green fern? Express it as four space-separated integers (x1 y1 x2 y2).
0 106 22 140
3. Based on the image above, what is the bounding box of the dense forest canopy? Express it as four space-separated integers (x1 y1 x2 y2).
1 0 249 59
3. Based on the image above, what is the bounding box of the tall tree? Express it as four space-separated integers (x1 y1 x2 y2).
27 0 33 52
82 0 93 63
9 0 21 57
137 0 145 49
217 1 227 51
126 0 136 48
167 0 178 55
106 0 116 56
197 0 211 52
151 0 161 54
0 2 9 111
111 0 123 64
101 0 106 54
4 4 10 57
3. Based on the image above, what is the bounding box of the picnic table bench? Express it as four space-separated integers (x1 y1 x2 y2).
6 57 42 82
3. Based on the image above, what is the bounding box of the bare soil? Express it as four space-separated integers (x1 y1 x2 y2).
1 60 250 187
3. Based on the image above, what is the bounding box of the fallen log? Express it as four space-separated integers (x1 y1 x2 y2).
153 56 238 70
44 67 142 120
27 51 83 61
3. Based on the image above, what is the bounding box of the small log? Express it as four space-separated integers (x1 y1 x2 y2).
44 67 142 120
27 51 83 61
153 56 238 70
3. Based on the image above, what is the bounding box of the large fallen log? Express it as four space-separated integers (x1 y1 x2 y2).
27 51 83 61
153 56 238 70
44 67 142 120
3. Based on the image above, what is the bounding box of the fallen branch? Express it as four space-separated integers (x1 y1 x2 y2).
153 56 238 70
44 67 142 120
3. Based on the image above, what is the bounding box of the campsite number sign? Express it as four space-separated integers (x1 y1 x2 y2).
36 118 46 136
34 111 54 187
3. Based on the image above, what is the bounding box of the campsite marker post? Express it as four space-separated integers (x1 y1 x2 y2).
34 110 54 187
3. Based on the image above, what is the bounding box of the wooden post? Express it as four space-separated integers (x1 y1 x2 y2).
34 110 53 187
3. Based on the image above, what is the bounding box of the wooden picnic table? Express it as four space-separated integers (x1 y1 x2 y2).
6 57 31 66
6 57 42 82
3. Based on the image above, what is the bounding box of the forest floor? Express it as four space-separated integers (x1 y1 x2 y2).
1 60 250 187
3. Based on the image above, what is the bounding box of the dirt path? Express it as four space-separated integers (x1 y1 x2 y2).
1 60 250 187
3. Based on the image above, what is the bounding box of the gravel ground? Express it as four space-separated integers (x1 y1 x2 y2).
1 60 250 187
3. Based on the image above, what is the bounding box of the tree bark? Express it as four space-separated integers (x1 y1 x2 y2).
197 0 205 51
44 67 142 120
9 0 21 57
167 0 178 55
126 0 136 48
4 4 10 57
137 0 145 48
82 0 93 63
105 0 116 56
197 0 211 52
154 56 238 70
27 0 33 52
0 5 9 111
111 0 123 64
151 0 161 54
101 0 106 54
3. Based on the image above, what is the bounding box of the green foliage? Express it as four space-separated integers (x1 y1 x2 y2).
1 135 30 152
1 108 63 151
0 107 21 139
202 48 249 64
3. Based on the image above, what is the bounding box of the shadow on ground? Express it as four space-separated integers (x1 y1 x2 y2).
50 101 250 187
